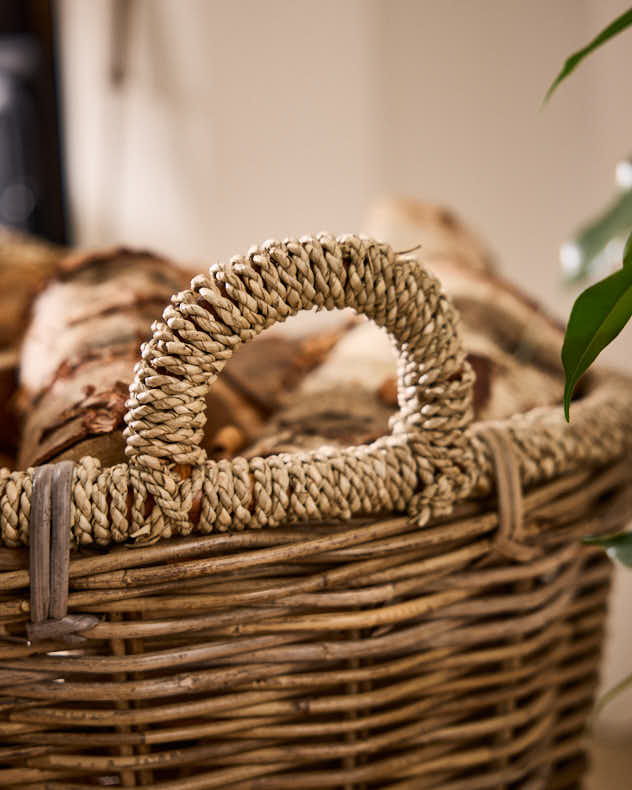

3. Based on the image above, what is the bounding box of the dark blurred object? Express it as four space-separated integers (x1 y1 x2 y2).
0 1 67 244
110 0 132 87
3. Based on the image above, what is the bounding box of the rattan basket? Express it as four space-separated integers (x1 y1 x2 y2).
1 235 632 789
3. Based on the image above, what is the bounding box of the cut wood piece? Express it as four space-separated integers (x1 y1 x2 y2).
419 256 566 378
0 229 64 465
0 227 64 349
0 347 19 464
19 246 188 400
203 329 349 458
244 386 393 458
17 248 191 469
19 354 137 468
203 377 264 457
365 196 495 273
226 328 351 413
299 322 395 396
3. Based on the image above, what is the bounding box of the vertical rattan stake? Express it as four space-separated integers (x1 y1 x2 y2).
483 426 540 562
49 461 75 620
28 465 53 630
27 462 97 643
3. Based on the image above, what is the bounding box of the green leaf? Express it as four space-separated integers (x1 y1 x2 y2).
545 7 632 102
562 242 632 420
563 189 632 282
583 532 632 567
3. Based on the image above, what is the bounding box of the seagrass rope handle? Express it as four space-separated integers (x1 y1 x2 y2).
124 234 477 531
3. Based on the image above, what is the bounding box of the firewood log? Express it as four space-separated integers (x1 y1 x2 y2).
365 196 495 273
17 247 191 468
0 347 19 467
0 227 63 348
0 228 65 463
245 386 393 459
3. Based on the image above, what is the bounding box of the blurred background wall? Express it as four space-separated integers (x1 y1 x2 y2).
57 0 632 738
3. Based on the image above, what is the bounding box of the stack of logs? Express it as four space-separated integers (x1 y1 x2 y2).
0 203 570 496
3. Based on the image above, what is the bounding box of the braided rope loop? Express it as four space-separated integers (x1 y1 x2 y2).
124 234 475 534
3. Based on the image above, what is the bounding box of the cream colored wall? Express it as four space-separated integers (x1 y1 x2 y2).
374 1 632 322
57 0 632 736
58 0 378 262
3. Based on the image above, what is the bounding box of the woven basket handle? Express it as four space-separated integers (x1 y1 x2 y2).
124 234 475 530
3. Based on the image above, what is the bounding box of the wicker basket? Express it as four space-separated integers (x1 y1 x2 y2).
1 235 632 789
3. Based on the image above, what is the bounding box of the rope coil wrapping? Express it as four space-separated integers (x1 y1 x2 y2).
123 234 477 537
0 234 630 550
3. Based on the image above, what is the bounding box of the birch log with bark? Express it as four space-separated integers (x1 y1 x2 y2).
18 247 191 468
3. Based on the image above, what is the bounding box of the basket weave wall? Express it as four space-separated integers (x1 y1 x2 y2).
1 235 632 789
